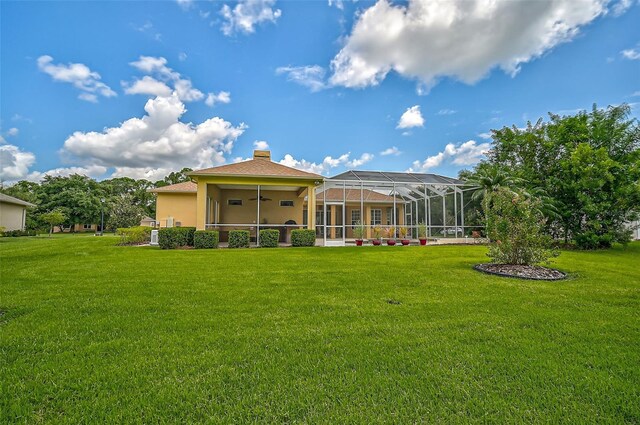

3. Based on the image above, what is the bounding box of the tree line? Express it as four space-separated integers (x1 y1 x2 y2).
461 104 640 249
1 168 193 232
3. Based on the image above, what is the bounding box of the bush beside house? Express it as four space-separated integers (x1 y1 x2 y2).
117 226 152 245
229 230 250 248
291 229 315 247
259 229 279 248
158 227 196 249
194 230 219 249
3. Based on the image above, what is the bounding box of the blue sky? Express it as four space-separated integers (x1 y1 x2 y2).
1 0 639 183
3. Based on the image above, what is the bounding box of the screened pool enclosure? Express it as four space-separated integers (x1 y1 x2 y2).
310 171 480 246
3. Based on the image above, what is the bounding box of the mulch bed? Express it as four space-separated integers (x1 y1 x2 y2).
474 263 566 281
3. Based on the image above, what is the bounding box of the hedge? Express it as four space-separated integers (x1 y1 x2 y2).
194 230 219 249
291 229 315 247
259 229 279 248
116 226 152 245
1 229 37 237
158 227 196 249
228 230 250 248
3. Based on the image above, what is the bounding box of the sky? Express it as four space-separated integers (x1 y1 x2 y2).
1 0 639 184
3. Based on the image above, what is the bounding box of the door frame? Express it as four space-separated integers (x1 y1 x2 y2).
324 202 345 246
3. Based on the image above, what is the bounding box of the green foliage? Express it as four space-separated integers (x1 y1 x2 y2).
158 227 196 249
194 230 219 249
485 188 557 265
154 167 193 188
1 229 37 237
40 209 66 235
417 223 427 239
259 229 279 248
106 195 145 231
228 230 250 248
353 222 365 240
476 104 640 248
291 229 315 247
116 226 152 245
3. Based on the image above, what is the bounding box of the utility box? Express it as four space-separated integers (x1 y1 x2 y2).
150 230 159 246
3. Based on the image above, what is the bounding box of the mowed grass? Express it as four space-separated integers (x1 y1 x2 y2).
1 236 639 423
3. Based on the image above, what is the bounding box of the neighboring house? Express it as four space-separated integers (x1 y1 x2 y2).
626 220 640 240
0 193 36 231
140 216 157 227
53 223 99 233
150 150 469 246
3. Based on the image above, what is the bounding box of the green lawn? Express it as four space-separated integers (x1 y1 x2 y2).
2 236 639 423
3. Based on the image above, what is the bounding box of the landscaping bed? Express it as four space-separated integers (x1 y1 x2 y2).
474 263 566 280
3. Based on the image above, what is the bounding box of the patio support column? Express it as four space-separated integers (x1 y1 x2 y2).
461 189 465 236
366 205 371 239
196 179 207 231
423 184 428 239
307 184 316 230
330 203 336 239
454 187 458 238
427 196 432 238
393 183 397 237
256 185 261 247
442 193 446 236
360 181 364 234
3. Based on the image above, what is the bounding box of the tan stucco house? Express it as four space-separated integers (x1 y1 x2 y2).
0 193 36 231
150 150 470 246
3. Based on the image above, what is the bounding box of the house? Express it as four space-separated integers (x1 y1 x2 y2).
150 150 471 246
139 216 157 227
0 193 36 231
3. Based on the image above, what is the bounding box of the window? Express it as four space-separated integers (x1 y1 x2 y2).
386 207 395 225
228 199 242 206
371 209 381 225
280 200 294 207
83 224 92 229
351 209 361 227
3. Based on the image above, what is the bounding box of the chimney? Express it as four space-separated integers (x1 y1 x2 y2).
253 150 271 161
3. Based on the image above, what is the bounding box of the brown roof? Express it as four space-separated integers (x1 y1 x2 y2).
190 158 322 179
318 188 399 203
149 181 197 193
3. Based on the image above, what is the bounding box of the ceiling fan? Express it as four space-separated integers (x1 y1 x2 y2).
249 195 272 201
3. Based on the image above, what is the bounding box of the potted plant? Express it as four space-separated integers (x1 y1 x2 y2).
372 226 382 246
398 226 410 245
385 227 396 246
418 223 428 246
353 222 365 246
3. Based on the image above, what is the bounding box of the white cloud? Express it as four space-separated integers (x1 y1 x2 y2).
330 0 610 89
178 52 188 61
380 146 401 156
253 140 269 150
61 94 246 180
26 165 108 183
37 55 116 102
437 109 457 115
176 0 193 10
220 0 282 36
133 21 162 41
408 140 490 172
205 91 232 107
7 128 19 137
328 0 345 9
478 132 493 140
279 151 373 175
621 47 640 60
276 65 327 92
123 76 172 97
612 0 634 16
632 91 640 97
397 105 424 129
0 144 36 182
125 56 221 104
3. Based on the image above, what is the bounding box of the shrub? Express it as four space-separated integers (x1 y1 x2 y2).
229 230 250 248
116 226 152 245
158 227 196 249
194 230 219 249
485 187 557 265
291 229 315 247
259 229 279 248
1 229 37 237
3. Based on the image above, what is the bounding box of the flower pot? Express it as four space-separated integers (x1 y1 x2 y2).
419 238 427 246
355 239 363 246
386 239 396 246
372 240 381 246
401 239 410 246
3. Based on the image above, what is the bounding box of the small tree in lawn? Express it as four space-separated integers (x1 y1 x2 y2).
485 187 557 265
41 209 66 237
106 194 145 231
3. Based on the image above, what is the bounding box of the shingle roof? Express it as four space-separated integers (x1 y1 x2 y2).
190 158 322 179
148 181 197 193
0 193 36 207
318 188 399 203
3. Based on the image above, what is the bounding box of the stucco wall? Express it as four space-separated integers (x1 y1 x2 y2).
0 202 26 231
216 188 304 226
156 193 198 227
